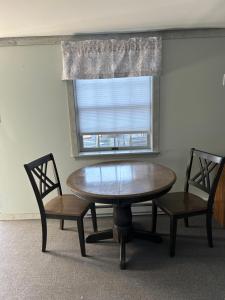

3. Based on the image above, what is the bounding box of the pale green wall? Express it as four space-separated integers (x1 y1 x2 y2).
0 37 225 215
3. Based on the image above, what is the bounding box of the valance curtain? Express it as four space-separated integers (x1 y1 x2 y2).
61 37 162 80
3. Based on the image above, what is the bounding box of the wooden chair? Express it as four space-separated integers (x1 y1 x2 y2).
24 153 98 257
152 148 225 257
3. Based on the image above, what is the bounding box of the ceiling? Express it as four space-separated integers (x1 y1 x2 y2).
0 0 225 38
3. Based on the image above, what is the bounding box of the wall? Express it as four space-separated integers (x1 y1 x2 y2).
0 35 225 218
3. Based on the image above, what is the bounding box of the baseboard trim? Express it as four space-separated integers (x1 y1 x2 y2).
0 213 40 221
0 204 163 220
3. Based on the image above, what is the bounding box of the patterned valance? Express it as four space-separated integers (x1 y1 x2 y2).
61 37 162 80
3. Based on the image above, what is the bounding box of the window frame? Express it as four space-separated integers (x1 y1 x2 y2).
67 76 160 158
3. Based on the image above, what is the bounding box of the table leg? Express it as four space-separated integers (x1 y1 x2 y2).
86 229 113 243
86 203 162 269
113 204 133 269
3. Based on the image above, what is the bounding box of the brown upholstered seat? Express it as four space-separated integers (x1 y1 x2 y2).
45 194 90 217
24 153 98 257
155 192 207 216
152 148 225 257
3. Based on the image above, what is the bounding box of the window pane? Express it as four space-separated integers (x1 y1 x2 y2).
82 132 149 150
116 134 131 147
99 134 115 147
131 133 148 147
83 135 97 148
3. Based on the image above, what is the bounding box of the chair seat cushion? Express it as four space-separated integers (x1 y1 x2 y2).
155 192 208 216
44 194 90 217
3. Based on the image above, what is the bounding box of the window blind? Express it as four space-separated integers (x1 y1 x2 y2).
74 76 152 134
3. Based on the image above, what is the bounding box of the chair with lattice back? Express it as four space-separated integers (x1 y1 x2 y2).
24 153 98 257
152 148 225 257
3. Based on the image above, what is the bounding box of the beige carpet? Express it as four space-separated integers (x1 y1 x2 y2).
0 215 225 300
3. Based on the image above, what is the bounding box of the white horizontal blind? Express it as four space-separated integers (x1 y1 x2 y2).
74 76 152 134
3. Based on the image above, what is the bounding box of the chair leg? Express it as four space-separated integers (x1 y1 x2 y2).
120 233 126 270
90 203 98 232
170 217 177 257
60 219 64 230
41 216 47 252
206 213 213 248
77 218 86 257
151 201 158 233
184 217 189 227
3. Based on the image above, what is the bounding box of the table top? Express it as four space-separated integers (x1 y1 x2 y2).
67 160 176 204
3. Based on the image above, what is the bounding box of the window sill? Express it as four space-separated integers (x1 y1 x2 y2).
75 149 159 159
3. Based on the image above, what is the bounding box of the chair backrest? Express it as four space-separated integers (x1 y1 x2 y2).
185 148 225 211
24 153 62 215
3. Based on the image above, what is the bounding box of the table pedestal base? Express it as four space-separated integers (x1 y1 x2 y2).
86 204 162 269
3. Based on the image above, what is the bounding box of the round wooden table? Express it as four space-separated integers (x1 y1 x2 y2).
67 160 176 269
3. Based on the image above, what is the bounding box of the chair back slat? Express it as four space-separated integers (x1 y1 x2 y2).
32 165 57 196
188 158 217 193
185 148 225 211
24 154 62 214
188 180 209 193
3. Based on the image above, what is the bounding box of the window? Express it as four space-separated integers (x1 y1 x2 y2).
68 76 159 157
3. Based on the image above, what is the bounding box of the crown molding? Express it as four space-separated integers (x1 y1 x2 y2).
0 28 225 47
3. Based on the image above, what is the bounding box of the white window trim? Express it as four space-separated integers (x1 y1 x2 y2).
66 77 160 158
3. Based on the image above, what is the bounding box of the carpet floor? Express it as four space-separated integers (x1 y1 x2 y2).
0 215 225 300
